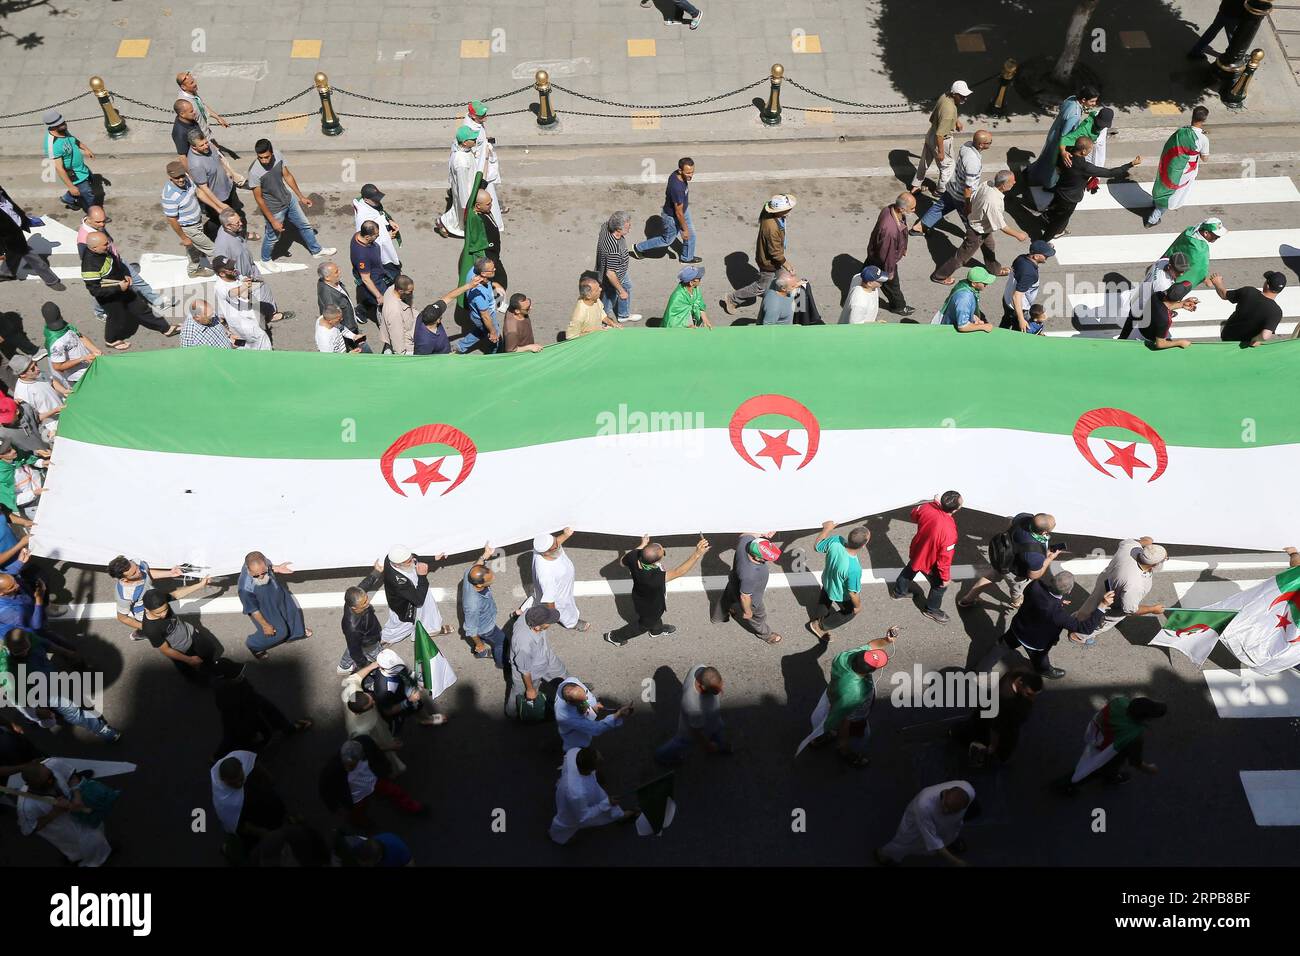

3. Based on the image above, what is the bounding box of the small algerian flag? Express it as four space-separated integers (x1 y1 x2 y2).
1150 608 1236 665
414 621 457 700
634 772 676 836
1149 566 1300 675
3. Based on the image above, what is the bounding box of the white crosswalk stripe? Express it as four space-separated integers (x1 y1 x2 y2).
1239 772 1300 825
1204 669 1300 719
1053 227 1295 266
1031 176 1300 213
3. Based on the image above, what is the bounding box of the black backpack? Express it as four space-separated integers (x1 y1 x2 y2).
987 526 1017 576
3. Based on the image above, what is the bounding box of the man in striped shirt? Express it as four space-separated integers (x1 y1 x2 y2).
180 300 235 349
161 162 216 278
914 130 992 234
595 212 642 324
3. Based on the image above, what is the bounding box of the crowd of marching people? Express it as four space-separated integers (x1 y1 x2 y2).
0 49 1297 866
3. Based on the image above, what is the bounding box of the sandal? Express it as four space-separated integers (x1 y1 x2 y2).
439 624 454 635
251 650 269 660
163 324 181 337
291 718 313 732
574 620 591 632
762 632 783 644
930 275 956 285
472 645 491 659
806 620 828 640
1067 632 1096 646
107 341 131 350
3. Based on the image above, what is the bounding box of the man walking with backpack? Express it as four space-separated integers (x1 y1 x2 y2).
958 513 1063 610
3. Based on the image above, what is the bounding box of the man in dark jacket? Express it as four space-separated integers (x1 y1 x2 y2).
380 547 453 644
317 260 360 333
950 668 1042 764
866 193 916 316
211 661 311 759
1003 571 1113 679
722 194 795 313
318 735 425 826
0 183 55 284
1041 139 1141 241
80 231 178 346
338 560 384 675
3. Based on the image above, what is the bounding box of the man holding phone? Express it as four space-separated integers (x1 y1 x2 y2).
1069 537 1167 645
959 512 1062 610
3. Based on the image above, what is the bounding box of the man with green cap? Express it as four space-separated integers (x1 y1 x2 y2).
463 100 504 231
436 125 480 239
1159 217 1225 288
934 267 995 332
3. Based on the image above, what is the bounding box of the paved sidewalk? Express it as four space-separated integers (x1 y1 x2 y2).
1 0 1298 157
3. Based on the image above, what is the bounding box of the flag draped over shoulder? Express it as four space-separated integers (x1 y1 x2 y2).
457 167 487 309
1151 126 1205 211
1149 566 1300 674
414 621 457 699
1162 225 1211 287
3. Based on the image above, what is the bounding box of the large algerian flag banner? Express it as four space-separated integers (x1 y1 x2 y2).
1150 126 1205 212
1152 567 1300 675
414 621 456 700
29 327 1300 571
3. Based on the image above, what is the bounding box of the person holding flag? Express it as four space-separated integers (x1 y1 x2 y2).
548 746 630 845
1059 696 1166 793
462 99 505 229
933 267 995 332
1159 217 1226 288
1145 106 1210 227
796 627 898 767
1024 86 1099 189
380 547 454 646
365 647 448 731
435 126 479 239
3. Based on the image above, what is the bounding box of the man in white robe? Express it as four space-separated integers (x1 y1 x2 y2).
436 126 480 239
379 547 452 644
549 746 626 845
874 780 975 866
462 99 504 232
17 758 113 866
531 529 588 631
213 255 272 350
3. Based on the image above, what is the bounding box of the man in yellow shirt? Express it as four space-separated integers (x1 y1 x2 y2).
565 276 620 339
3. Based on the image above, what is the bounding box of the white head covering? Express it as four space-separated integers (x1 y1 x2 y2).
376 648 405 673
388 547 413 565
533 533 555 553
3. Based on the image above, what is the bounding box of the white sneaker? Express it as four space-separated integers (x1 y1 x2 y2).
312 247 337 258
619 313 644 323
690 12 703 29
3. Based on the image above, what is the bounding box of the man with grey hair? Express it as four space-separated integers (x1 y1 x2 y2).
457 256 504 353
914 129 993 234
180 299 235 349
758 270 801 325
186 128 255 239
1004 570 1114 679
316 304 367 353
1070 537 1167 646
866 192 917 317
316 260 358 334
595 211 641 323
566 274 620 338
379 274 418 355
319 736 425 824
215 210 288 324
930 169 1025 284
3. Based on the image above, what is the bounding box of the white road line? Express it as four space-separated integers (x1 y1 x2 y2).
1239 771 1300 825
27 216 81 256
58 555 1290 622
1205 669 1300 718
31 251 309 286
1053 228 1296 266
1030 176 1300 213
1067 287 1300 323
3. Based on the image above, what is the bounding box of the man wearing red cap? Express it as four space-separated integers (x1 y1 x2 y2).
712 532 782 644
797 627 898 767
893 491 962 624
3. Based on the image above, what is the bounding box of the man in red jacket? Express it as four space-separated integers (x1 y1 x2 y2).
893 491 962 624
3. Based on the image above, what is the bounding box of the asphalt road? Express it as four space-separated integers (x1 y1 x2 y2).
2 130 1299 866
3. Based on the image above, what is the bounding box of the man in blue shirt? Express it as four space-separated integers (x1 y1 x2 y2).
457 258 502 354
460 545 504 666
938 266 995 332
631 157 699 263
1001 240 1054 331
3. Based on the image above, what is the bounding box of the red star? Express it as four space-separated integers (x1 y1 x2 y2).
755 430 801 469
1276 611 1293 631
1102 441 1150 479
402 457 451 495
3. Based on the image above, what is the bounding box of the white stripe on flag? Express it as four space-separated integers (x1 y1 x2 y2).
1174 580 1264 605
1205 669 1300 719
1031 176 1300 213
1239 771 1300 826
1053 228 1296 266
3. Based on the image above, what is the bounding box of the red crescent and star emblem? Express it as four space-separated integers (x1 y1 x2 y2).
1174 623 1213 638
728 394 821 472
1158 145 1200 191
379 423 478 497
1268 591 1300 642
1072 408 1169 482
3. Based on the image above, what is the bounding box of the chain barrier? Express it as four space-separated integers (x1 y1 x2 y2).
335 108 532 122
0 90 94 120
549 78 766 111
332 83 534 110
222 87 316 117
783 77 922 112
0 114 98 130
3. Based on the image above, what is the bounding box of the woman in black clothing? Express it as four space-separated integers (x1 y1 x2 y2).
1041 138 1142 241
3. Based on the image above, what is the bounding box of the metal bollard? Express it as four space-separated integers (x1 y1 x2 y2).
88 76 128 139
987 58 1017 116
314 72 344 137
761 63 784 126
534 70 557 127
1222 48 1265 108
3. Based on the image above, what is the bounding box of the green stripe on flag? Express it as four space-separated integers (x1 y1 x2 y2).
1162 608 1238 636
53 327 1300 459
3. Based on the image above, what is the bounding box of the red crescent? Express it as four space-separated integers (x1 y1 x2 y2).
728 394 821 472
1174 623 1211 637
1072 408 1169 483
379 424 478 497
1268 591 1300 610
1158 145 1200 191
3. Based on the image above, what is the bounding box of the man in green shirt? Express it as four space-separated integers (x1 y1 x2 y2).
797 627 898 767
809 519 869 639
43 111 98 213
661 266 712 328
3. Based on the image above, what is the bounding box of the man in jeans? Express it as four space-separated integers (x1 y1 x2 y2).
1188 0 1242 59
894 491 962 624
247 139 335 262
631 157 699 263
595 211 642 323
808 520 869 640
43 111 99 213
641 0 702 29
460 545 505 667
458 257 504 353
914 130 991 233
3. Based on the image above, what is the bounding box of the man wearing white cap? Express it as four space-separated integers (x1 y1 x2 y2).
531 528 588 631
910 82 969 197
1159 217 1225 288
722 194 796 314
364 647 447 728
1069 537 1167 645
380 547 454 645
